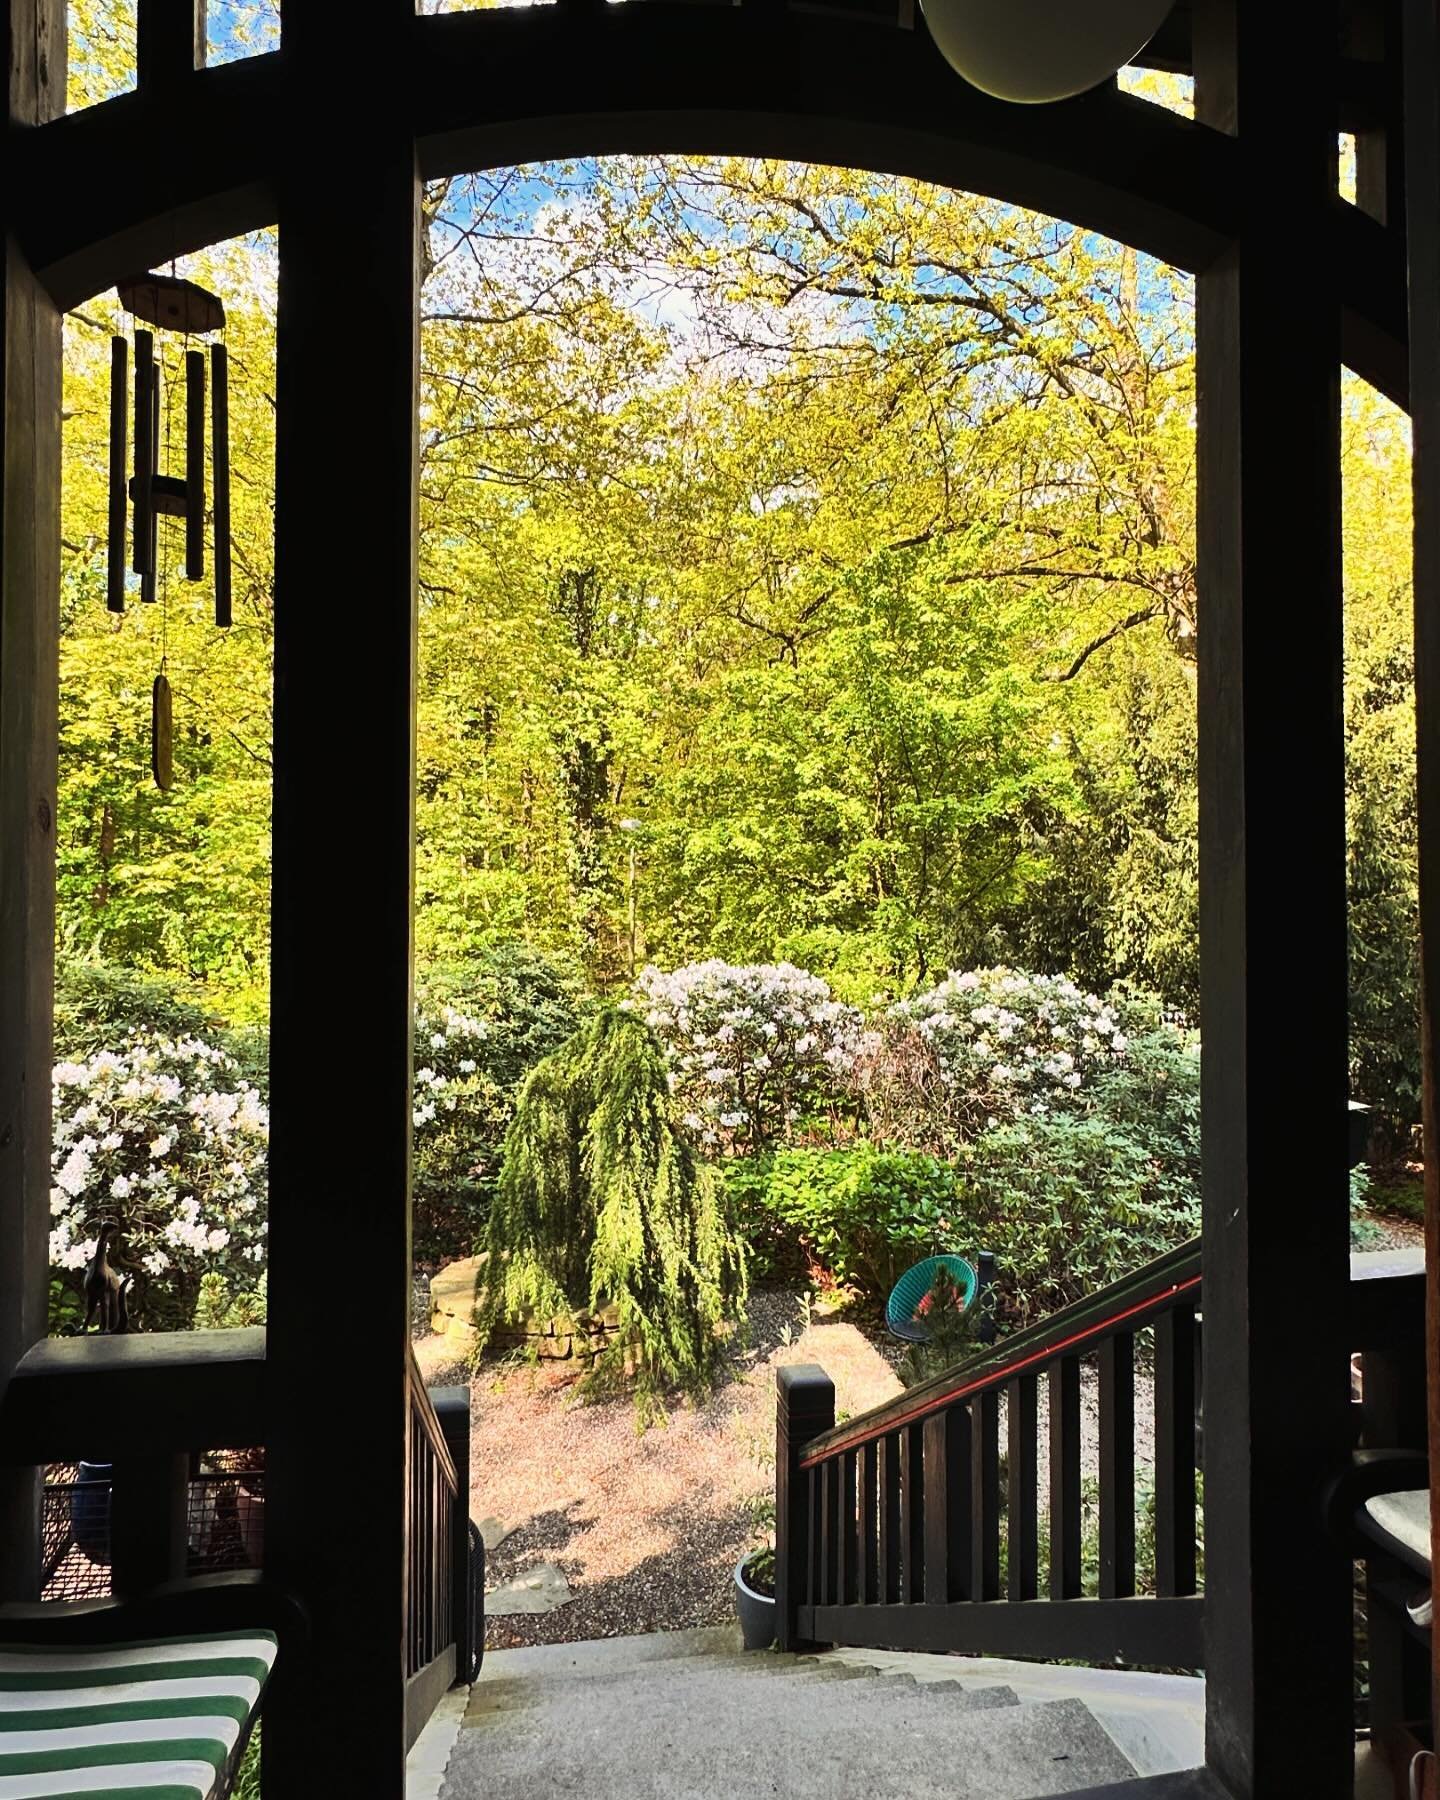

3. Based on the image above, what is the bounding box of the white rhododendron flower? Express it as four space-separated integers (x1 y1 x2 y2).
635 960 871 1153
49 1033 268 1319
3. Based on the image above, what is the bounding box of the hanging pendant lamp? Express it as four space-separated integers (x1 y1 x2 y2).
917 0 1174 103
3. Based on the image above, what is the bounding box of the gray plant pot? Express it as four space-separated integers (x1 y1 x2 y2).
733 1555 776 1651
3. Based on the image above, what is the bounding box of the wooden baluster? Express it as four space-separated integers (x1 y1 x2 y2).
1153 1308 1198 1597
857 1439 878 1603
819 1460 834 1607
1049 1355 1082 1600
922 1406 970 1603
805 1468 818 1607
971 1389 1001 1602
1099 1331 1136 1598
837 1450 857 1604
878 1433 901 1604
900 1421 925 1602
1007 1374 1039 1601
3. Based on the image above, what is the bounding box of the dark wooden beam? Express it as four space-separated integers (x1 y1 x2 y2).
1193 5 1354 1795
800 1595 1204 1668
416 5 1235 271
4 9 1411 407
261 4 421 1792
0 1329 266 1463
1400 0 1440 1744
136 0 206 90
1 0 66 1605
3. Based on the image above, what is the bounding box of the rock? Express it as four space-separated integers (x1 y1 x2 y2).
443 1317 481 1355
476 1516 514 1553
487 1561 573 1615
430 1253 489 1332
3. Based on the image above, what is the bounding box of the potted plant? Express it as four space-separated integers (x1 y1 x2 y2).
733 1544 776 1650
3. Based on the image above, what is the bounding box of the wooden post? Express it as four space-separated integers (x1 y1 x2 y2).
1194 5 1353 1793
432 1387 472 1684
109 1454 189 1593
1402 0 1440 1750
262 5 420 1793
136 0 205 89
775 1364 833 1651
0 0 65 1605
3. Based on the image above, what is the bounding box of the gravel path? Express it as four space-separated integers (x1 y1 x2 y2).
448 1288 1176 1651
464 1290 904 1650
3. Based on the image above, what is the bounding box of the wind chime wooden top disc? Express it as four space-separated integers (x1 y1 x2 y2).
116 274 226 337
106 270 233 791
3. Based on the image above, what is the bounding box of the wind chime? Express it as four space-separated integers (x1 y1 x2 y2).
105 272 232 790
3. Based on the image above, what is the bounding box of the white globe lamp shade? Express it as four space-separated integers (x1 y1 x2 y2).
918 0 1175 103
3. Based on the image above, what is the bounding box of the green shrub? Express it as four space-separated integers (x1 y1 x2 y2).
482 1007 746 1404
733 1008 1203 1323
959 1018 1201 1322
194 1271 267 1330
412 943 584 1261
726 1148 966 1300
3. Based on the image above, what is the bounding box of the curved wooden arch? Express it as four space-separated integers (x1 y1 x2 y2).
8 5 1406 401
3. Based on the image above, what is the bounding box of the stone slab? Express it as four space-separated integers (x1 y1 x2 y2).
486 1560 573 1615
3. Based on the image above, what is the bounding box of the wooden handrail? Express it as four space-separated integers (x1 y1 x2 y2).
406 1343 458 1493
799 1239 1202 1470
0 1328 266 1464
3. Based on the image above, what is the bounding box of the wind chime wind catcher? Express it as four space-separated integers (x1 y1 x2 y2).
105 272 232 789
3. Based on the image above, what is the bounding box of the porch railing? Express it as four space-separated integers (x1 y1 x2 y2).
776 1240 1205 1670
404 1349 474 1747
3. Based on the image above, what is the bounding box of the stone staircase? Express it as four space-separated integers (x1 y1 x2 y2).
418 1627 1205 1800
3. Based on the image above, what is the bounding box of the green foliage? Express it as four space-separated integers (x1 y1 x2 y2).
233 1726 261 1800
482 1008 747 1401
194 1271 268 1330
412 943 584 1261
959 1021 1201 1323
1349 1167 1387 1251
726 1148 965 1300
1368 1172 1425 1223
48 1277 84 1335
1346 629 1421 1146
742 1544 776 1596
54 960 216 1056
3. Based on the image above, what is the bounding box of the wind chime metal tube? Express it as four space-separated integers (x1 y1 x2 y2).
106 272 233 789
132 327 156 602
211 343 231 629
107 337 127 613
185 347 206 580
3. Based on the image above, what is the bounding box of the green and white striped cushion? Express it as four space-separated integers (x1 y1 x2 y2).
0 1629 277 1800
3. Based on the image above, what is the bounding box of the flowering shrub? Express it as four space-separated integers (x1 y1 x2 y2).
635 960 869 1154
412 945 583 1260
876 967 1134 1146
50 1035 268 1327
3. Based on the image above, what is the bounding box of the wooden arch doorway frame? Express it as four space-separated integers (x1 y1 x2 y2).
4 3 1430 1797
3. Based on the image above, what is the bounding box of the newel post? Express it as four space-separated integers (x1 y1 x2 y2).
775 1364 834 1652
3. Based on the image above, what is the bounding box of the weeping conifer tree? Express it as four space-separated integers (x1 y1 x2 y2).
481 1006 746 1399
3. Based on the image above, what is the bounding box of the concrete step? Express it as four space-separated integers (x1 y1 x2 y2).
825 1647 1205 1780
465 1654 937 1721
444 1649 1136 1800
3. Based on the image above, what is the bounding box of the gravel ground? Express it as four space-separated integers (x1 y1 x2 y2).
1367 1210 1425 1251
466 1289 904 1650
450 1287 1179 1650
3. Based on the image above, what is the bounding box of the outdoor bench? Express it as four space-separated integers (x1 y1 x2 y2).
0 1571 302 1800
